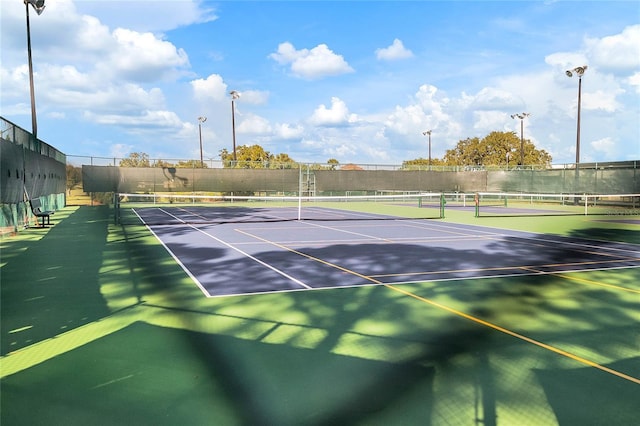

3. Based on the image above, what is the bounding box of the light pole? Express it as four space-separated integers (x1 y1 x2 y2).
565 65 587 165
197 116 207 167
510 112 529 167
230 90 240 163
24 0 46 140
422 130 432 169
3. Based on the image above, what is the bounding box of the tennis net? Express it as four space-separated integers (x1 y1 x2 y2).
474 192 640 217
114 192 446 225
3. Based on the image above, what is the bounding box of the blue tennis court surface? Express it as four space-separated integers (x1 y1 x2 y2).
137 206 640 297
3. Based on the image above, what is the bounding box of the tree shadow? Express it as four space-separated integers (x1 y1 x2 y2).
0 206 113 356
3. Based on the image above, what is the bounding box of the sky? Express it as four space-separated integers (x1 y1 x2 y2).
1 0 639 166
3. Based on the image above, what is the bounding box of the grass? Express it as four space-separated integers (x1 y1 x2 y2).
1 204 639 425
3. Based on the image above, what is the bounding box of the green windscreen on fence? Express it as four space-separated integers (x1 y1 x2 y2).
83 165 640 196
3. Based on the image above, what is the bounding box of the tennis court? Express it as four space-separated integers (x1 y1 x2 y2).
132 202 640 298
2 199 640 425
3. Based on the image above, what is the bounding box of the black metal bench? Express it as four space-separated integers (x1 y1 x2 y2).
29 198 54 227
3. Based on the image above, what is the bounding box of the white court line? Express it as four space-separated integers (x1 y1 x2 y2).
149 208 312 294
403 220 640 256
133 209 210 297
134 207 640 298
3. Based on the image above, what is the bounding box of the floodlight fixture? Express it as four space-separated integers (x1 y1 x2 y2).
25 0 46 15
565 65 587 78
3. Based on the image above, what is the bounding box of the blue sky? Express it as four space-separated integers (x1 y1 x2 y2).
1 0 639 166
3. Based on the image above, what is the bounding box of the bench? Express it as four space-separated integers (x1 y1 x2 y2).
29 199 55 227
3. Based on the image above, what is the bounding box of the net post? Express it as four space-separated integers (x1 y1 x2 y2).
440 193 445 218
584 193 588 215
474 192 480 218
113 192 120 225
297 164 303 220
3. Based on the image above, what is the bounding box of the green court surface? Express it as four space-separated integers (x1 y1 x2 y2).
1 206 639 425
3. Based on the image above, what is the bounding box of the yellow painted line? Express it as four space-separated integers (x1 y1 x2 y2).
555 273 640 294
385 284 640 385
235 227 640 385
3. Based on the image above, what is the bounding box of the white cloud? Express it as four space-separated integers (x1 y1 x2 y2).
238 90 270 105
586 24 640 74
469 87 522 111
237 113 272 134
590 137 616 158
107 28 190 81
375 39 414 61
309 97 358 126
86 109 183 130
472 110 511 132
275 123 304 139
582 89 622 113
109 143 134 158
73 0 218 33
269 42 354 79
191 74 228 101
628 72 640 94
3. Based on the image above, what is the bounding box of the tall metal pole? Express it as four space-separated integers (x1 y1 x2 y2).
520 118 524 166
230 91 240 163
510 113 529 167
423 130 432 170
576 75 583 165
26 4 36 138
198 116 207 167
428 132 432 169
565 65 587 165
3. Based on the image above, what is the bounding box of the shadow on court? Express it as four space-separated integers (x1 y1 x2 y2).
2 209 639 425
569 226 640 244
535 357 640 424
0 206 113 356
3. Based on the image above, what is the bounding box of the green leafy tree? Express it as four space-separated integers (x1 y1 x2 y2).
153 159 174 168
220 145 268 168
327 158 339 170
402 158 445 169
119 152 150 167
220 144 298 169
66 164 82 190
442 131 551 167
271 153 297 169
176 159 208 168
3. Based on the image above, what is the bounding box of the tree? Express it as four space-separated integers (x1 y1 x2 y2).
66 164 82 190
271 153 297 169
119 152 150 167
220 144 298 169
176 159 208 168
402 158 445 169
153 159 174 168
442 131 551 167
327 158 339 170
